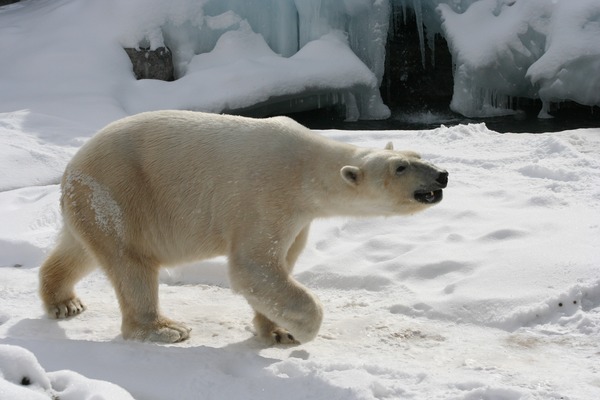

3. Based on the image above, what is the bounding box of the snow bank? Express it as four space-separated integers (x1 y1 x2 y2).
123 28 382 121
0 0 389 124
0 344 134 399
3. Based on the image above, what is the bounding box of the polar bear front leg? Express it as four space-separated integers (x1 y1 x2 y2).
229 252 323 345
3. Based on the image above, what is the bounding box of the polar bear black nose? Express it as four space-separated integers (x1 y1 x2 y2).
436 171 448 187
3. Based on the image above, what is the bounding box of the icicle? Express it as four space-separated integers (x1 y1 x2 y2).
400 0 407 25
538 100 553 119
343 91 359 122
411 0 426 69
427 30 435 68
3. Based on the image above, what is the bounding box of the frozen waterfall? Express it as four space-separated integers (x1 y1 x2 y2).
0 0 598 123
119 0 393 121
120 0 600 119
438 0 600 118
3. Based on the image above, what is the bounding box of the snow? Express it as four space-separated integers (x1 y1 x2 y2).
1 117 600 399
1 0 600 399
0 344 135 399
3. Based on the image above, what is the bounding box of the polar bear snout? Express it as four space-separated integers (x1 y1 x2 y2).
413 168 448 205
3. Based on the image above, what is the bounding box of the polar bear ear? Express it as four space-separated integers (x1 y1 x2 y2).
340 166 363 186
384 142 394 150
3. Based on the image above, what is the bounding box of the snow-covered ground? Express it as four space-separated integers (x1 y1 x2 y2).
1 114 599 399
1 0 600 398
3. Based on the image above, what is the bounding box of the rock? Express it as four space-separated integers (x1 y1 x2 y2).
124 46 174 81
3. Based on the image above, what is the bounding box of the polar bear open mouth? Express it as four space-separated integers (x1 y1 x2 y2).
414 189 443 204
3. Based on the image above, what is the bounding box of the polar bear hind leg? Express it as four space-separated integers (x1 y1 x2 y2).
95 251 191 343
40 227 190 342
39 228 95 319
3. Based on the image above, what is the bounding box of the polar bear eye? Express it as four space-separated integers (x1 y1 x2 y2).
395 165 407 175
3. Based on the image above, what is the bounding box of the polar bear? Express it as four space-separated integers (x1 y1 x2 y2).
39 110 448 345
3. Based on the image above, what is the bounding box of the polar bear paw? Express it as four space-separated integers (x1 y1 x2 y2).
270 327 300 345
123 318 191 343
253 312 300 345
45 297 86 319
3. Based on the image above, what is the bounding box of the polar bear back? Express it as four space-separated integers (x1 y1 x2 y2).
63 111 353 264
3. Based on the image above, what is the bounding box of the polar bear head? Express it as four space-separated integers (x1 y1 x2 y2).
339 142 448 216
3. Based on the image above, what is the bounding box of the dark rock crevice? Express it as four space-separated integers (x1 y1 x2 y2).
381 6 453 112
0 0 20 7
124 47 174 81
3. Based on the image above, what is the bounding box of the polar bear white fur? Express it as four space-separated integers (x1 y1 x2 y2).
39 110 448 345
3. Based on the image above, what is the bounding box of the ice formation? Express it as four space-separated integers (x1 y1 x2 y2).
108 0 600 119
108 0 393 120
526 0 600 117
0 0 391 123
437 0 600 117
0 0 599 123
